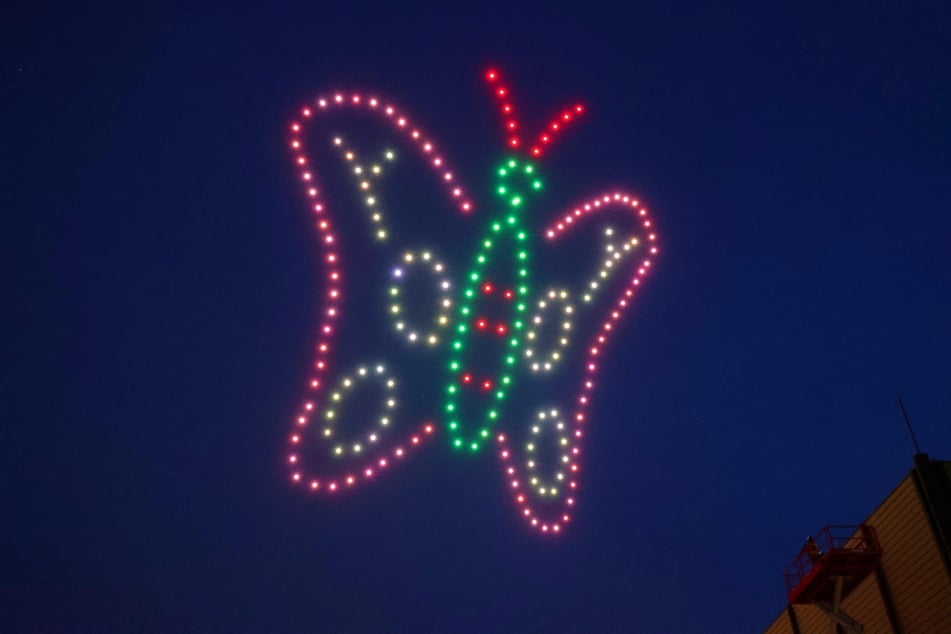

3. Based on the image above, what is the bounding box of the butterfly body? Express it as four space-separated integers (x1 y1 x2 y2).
443 160 540 451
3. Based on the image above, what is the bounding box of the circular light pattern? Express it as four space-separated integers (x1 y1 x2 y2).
524 288 574 373
332 136 397 242
525 408 571 497
388 250 453 346
322 364 398 458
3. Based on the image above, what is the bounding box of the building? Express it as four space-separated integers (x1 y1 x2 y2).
764 454 951 633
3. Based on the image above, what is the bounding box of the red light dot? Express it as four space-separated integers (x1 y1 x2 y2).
476 318 488 330
482 379 493 391
496 324 507 335
462 373 473 384
482 282 494 294
503 289 514 300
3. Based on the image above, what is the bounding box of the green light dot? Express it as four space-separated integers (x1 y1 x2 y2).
508 160 516 168
492 223 501 232
532 180 542 190
450 361 459 370
497 186 506 195
461 307 470 315
525 164 534 173
477 255 485 264
517 232 526 240
518 252 527 260
449 421 458 429
496 391 504 400
506 356 515 365
470 443 479 451
480 429 489 438
448 385 457 394
484 240 492 248
519 286 528 294
470 272 479 281
514 320 524 328
519 270 527 277
454 439 463 448
446 404 455 412
501 375 511 384
465 289 474 298
507 216 517 225
489 410 498 419
457 324 467 333
453 342 462 350
499 168 507 176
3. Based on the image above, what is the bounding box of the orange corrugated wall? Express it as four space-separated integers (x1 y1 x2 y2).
764 472 951 632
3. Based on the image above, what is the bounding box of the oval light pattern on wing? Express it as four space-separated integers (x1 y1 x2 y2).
388 250 453 347
523 288 574 374
321 363 398 458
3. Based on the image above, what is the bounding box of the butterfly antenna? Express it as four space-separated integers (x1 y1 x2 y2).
484 66 586 159
529 103 586 158
485 67 522 152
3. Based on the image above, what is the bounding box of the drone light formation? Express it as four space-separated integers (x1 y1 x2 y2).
282 67 660 535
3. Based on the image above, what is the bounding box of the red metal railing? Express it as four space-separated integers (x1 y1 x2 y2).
783 524 882 594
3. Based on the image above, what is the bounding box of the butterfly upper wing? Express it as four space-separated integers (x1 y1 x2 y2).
494 190 660 533
284 92 480 493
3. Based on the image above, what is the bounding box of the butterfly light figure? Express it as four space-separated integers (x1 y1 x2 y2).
284 67 660 535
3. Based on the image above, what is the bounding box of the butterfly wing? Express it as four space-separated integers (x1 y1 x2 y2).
284 92 479 494
494 190 660 533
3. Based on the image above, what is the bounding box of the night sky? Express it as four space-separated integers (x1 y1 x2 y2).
4 2 951 632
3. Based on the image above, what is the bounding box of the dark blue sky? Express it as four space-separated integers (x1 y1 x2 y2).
4 2 950 632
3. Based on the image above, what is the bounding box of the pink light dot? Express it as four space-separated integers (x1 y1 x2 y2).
311 481 319 489
292 473 301 481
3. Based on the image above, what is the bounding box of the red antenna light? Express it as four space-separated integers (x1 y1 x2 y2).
486 67 586 160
